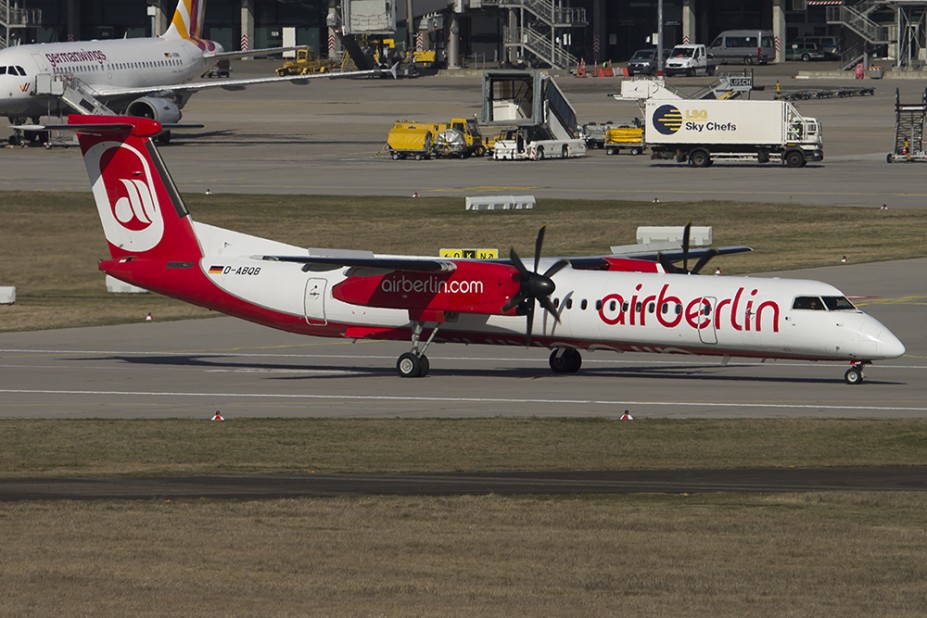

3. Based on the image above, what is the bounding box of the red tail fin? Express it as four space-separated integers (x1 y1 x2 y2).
70 114 202 262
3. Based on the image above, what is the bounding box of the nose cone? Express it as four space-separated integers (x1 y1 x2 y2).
858 316 906 360
877 329 907 359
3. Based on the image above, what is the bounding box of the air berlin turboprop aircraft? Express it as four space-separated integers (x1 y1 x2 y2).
0 0 381 136
60 114 905 384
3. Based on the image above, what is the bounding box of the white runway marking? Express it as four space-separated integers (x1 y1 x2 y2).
1 389 925 413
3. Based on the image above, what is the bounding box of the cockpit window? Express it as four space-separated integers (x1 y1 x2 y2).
0 66 6 75
792 296 825 310
822 296 856 311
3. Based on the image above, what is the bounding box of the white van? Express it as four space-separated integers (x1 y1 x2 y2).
708 30 775 65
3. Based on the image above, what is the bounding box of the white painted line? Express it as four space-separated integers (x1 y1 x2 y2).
1 389 925 413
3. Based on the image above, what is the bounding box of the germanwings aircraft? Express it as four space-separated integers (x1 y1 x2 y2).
0 0 381 137
59 114 904 384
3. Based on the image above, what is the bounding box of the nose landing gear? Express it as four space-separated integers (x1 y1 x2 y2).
844 361 870 385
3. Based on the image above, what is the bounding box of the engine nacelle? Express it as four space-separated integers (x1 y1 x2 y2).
126 97 182 124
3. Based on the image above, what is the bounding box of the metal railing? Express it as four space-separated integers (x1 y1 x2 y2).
504 24 577 69
484 0 586 27
826 5 889 43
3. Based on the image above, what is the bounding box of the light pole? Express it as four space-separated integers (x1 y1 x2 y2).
657 0 664 72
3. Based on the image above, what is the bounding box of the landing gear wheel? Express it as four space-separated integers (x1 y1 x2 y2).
397 352 427 378
549 348 582 374
844 366 864 385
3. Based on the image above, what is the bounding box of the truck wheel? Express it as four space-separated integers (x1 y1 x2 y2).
686 68 695 77
689 150 710 168
414 153 424 161
784 150 805 168
744 56 754 65
535 147 545 160
561 145 569 158
631 147 643 156
801 53 811 62
707 65 716 76
391 152 401 160
606 147 616 155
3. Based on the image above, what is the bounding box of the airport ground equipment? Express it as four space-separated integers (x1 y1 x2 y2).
887 88 927 163
482 70 586 161
611 73 755 105
386 121 434 159
662 44 718 77
276 47 338 76
386 117 485 160
604 123 644 155
645 99 823 168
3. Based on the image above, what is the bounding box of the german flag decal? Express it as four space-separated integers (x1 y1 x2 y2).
208 265 224 274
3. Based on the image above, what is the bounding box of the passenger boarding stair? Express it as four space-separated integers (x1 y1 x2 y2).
56 77 117 116
887 88 927 162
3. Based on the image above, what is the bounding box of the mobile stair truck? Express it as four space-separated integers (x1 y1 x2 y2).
645 99 823 167
482 70 587 161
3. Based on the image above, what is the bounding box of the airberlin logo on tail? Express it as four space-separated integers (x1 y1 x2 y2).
85 141 165 252
652 104 683 135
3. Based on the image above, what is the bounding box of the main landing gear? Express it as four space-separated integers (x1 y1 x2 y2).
549 348 582 373
844 361 870 385
396 321 440 378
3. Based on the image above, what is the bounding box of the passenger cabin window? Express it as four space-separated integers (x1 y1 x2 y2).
793 296 825 310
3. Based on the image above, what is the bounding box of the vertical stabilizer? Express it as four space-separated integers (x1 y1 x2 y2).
70 114 202 263
163 0 207 40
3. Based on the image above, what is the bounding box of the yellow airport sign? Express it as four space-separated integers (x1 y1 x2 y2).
439 248 499 259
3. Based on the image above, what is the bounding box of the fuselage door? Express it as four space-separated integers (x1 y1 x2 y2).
697 296 717 344
304 277 327 326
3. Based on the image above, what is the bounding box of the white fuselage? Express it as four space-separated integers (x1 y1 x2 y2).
0 36 217 119
193 225 905 363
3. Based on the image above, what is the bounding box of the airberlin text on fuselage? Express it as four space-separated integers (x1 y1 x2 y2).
598 283 780 333
380 276 484 296
45 49 107 68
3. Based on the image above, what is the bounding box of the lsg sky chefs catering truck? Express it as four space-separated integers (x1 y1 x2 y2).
645 100 823 167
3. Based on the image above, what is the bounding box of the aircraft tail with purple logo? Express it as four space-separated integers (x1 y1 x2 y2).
163 0 216 51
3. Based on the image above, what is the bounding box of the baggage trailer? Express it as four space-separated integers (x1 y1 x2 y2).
645 99 823 167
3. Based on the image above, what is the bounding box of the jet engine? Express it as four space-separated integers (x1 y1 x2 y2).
126 97 182 124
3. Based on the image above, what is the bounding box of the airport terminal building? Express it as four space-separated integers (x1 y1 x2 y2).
2 1 923 70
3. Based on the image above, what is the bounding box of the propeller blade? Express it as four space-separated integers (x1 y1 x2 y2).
525 298 535 345
691 249 718 275
501 292 525 313
533 226 546 274
658 252 685 274
509 248 530 278
681 223 692 273
538 295 561 323
543 258 570 279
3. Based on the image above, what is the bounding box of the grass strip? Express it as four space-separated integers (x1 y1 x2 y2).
2 418 926 478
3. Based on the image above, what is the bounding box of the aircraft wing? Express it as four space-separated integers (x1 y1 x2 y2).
621 245 753 262
203 46 301 61
92 66 389 98
265 255 458 273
